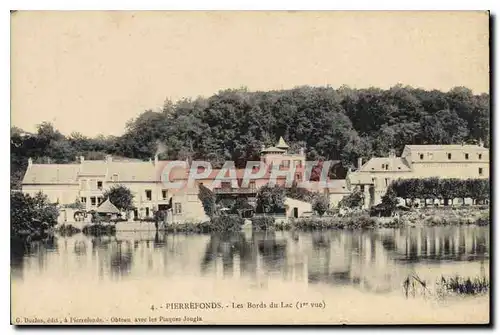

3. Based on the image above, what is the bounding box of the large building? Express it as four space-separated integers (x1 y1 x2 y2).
21 137 347 221
346 144 490 207
22 155 207 223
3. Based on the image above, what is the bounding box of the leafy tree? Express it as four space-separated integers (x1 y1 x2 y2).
102 185 134 212
338 189 364 209
312 194 330 216
198 184 216 217
285 181 315 202
230 198 254 216
11 191 59 237
256 184 286 214
380 188 399 215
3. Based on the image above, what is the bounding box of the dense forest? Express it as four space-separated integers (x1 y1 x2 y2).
11 85 490 189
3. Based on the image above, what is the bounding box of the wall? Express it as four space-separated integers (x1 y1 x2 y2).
22 184 80 204
285 198 312 218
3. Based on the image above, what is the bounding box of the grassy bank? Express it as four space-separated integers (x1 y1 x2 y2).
396 207 489 227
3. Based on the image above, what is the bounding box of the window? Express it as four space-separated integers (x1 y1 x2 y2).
174 203 182 214
385 164 389 171
90 197 96 206
249 181 256 190
281 160 290 168
385 178 390 187
479 154 483 160
111 173 118 182
295 160 302 168
145 207 150 217
145 190 152 201
295 173 301 181
360 185 365 192
80 197 87 204
448 153 452 160
162 190 168 200
221 182 231 189
465 153 469 160
97 197 103 205
419 154 424 160
479 168 484 176
97 181 103 190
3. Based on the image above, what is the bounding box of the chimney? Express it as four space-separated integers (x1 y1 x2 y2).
299 147 305 156
28 157 33 166
479 139 484 147
358 157 363 169
105 155 112 163
79 156 85 164
154 154 159 165
389 149 396 158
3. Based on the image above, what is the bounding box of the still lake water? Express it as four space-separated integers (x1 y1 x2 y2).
11 226 489 325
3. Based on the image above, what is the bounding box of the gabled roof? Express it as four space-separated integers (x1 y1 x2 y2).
107 162 157 182
96 198 121 214
22 164 80 185
276 136 289 149
79 160 107 176
359 157 412 172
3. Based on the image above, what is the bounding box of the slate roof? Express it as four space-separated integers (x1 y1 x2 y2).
79 160 107 176
22 164 80 184
276 136 289 149
106 161 157 182
96 198 121 214
359 157 412 172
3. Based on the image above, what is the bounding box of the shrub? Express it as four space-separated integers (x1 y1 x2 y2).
82 223 116 235
251 216 276 231
11 191 59 238
211 215 244 232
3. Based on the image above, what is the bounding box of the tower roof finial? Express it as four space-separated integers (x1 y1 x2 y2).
276 136 289 149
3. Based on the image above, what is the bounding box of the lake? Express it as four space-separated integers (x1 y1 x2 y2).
11 225 489 325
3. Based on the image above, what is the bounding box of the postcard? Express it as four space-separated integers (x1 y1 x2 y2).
10 10 490 325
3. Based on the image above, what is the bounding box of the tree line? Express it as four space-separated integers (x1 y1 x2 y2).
11 85 489 189
388 178 490 206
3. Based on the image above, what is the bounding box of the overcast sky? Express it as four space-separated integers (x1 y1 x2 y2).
11 11 489 137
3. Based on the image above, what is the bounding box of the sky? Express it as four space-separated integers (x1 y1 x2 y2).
11 11 489 137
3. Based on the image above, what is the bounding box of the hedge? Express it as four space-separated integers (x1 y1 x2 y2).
388 178 489 206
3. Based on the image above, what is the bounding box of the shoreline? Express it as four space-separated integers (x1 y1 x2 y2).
49 206 489 236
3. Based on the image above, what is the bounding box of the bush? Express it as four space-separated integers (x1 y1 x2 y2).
211 215 244 232
11 191 59 238
56 224 81 236
82 223 116 235
251 216 276 231
292 214 377 230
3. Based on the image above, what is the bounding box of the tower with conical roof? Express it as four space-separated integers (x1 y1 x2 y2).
276 136 289 153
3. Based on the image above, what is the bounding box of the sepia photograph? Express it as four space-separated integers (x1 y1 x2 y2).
10 10 490 325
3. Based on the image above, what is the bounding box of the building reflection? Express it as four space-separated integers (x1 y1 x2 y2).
12 226 489 294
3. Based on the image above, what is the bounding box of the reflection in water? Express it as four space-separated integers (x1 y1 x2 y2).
11 226 489 295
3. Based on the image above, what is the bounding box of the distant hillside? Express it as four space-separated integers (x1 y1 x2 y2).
10 85 490 189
